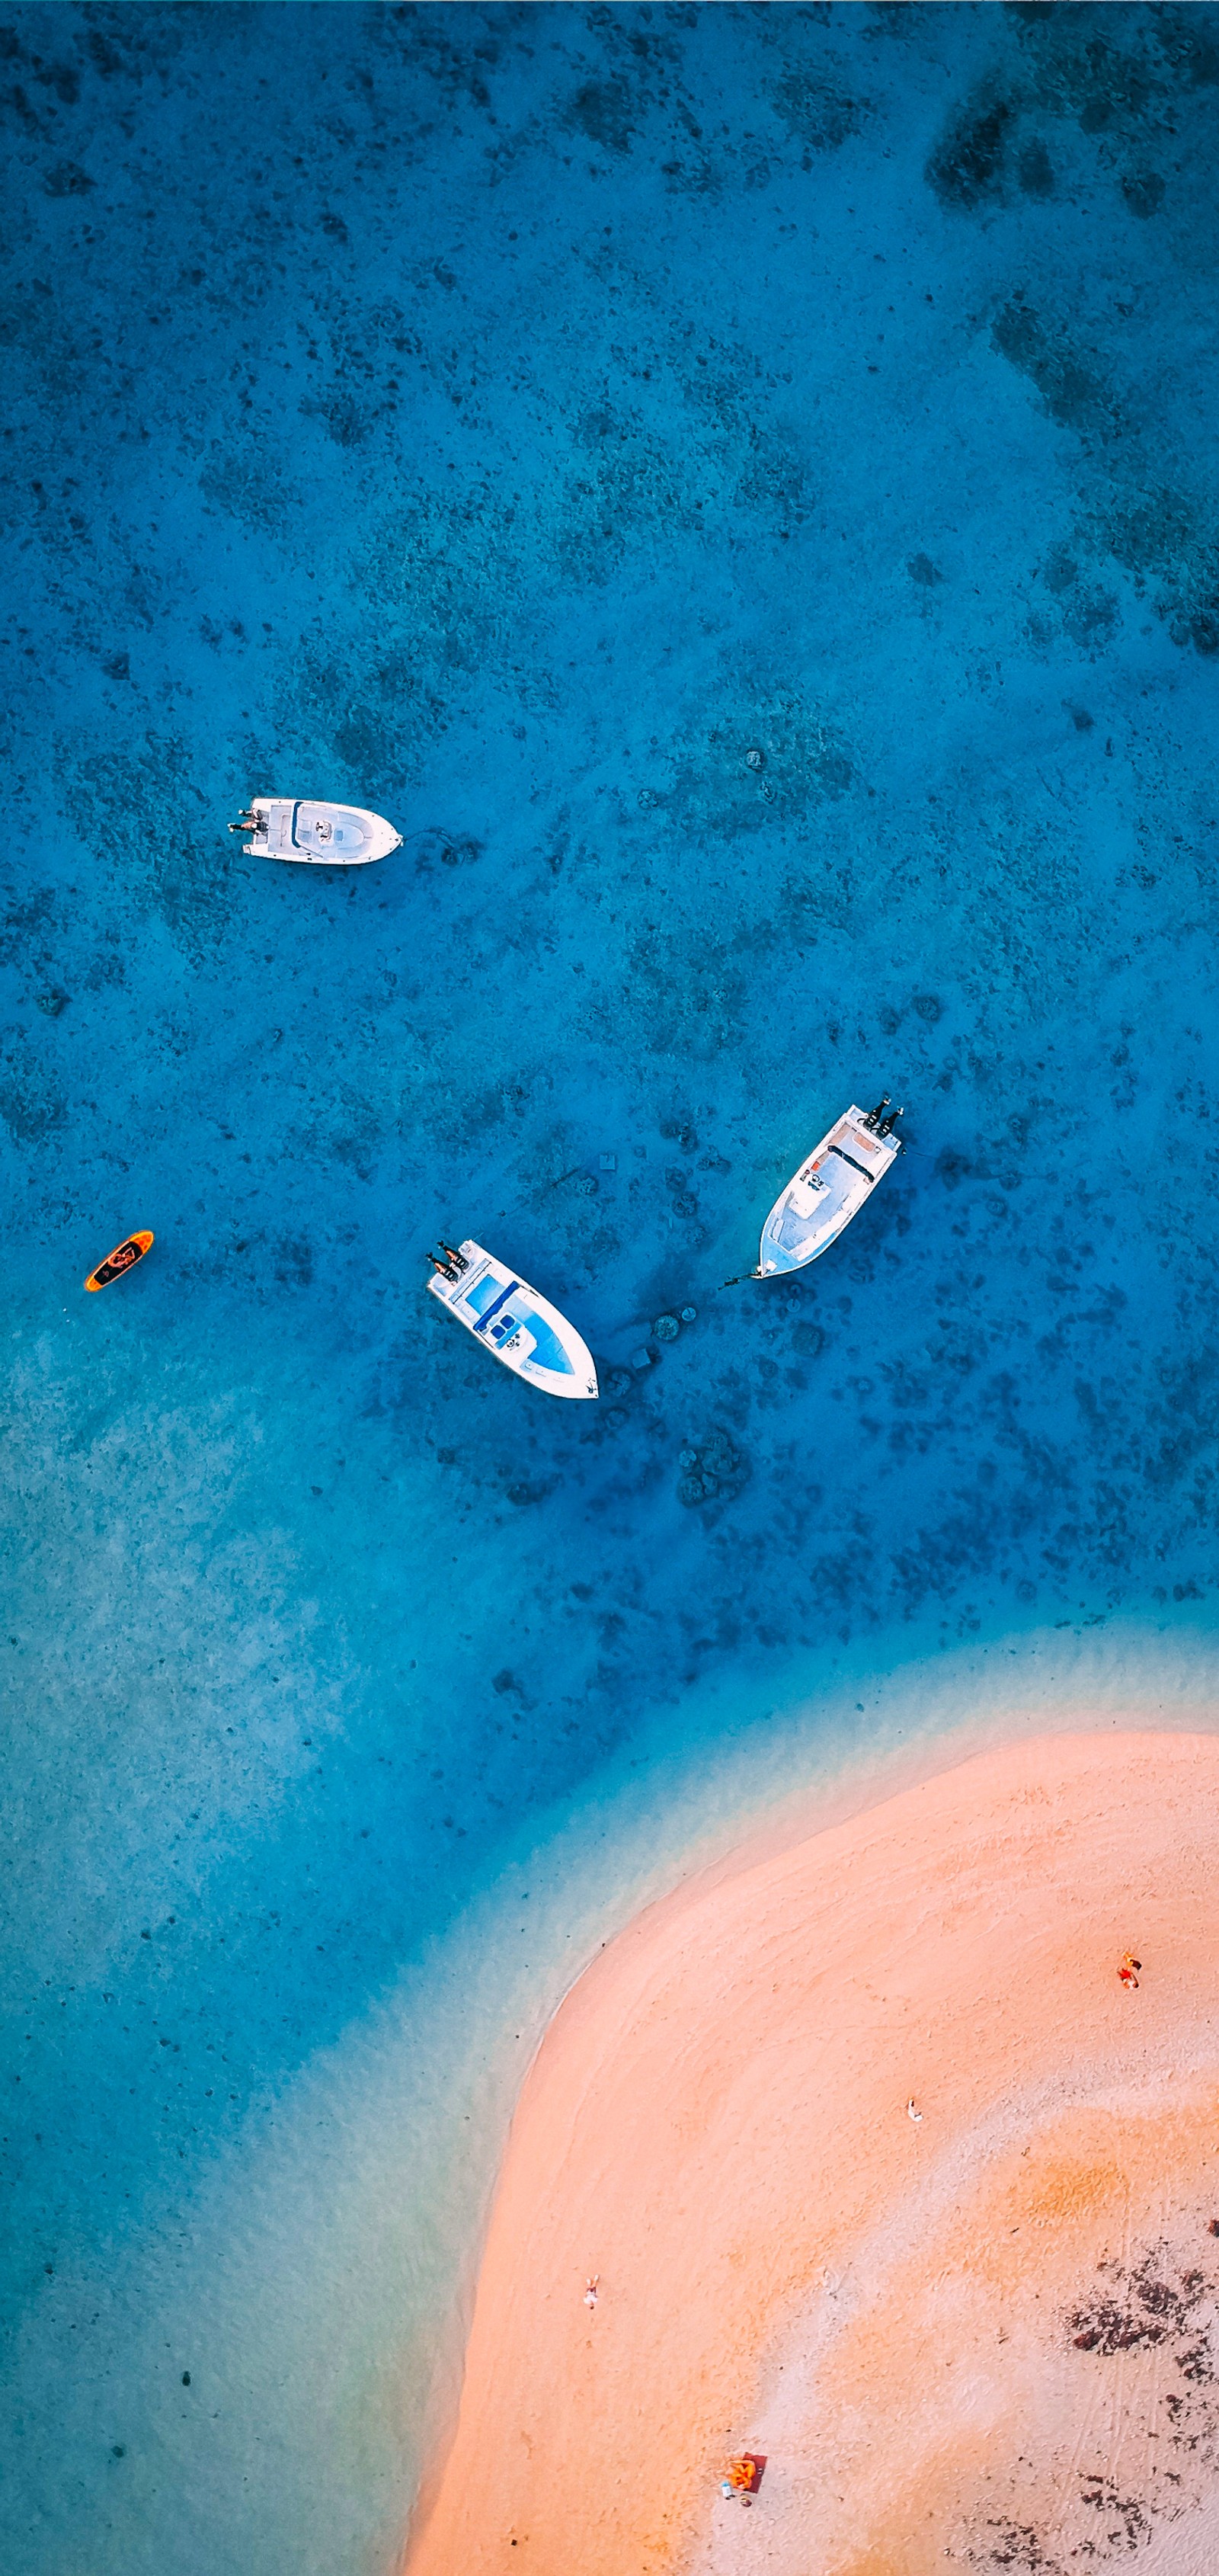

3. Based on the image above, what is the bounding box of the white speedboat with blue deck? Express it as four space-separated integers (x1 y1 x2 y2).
427 1240 599 1400
230 797 402 865
757 1098 903 1276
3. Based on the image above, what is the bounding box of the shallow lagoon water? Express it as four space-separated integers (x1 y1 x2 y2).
3 5 1219 2569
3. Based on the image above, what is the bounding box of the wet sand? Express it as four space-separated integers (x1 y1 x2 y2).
406 1732 1219 2575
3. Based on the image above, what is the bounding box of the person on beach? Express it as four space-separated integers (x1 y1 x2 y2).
584 2274 599 2310
1118 1951 1141 1988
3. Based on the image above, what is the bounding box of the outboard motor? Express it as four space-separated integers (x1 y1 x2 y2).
438 1241 469 1273
878 1105 905 1142
426 1250 459 1283
863 1094 891 1133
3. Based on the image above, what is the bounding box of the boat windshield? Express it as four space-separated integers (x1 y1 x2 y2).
770 1159 852 1251
293 803 369 854
463 1274 576 1376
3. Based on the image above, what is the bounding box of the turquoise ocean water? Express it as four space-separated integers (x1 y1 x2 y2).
4 5 1219 2568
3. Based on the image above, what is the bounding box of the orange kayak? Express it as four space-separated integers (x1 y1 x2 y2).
85 1230 154 1292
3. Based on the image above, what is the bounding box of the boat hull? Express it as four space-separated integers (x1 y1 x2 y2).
758 1106 899 1276
427 1242 599 1400
238 798 402 866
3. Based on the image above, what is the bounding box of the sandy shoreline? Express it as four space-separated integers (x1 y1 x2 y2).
406 1730 1219 2574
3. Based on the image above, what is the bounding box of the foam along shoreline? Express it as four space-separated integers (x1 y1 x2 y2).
405 1729 1219 2575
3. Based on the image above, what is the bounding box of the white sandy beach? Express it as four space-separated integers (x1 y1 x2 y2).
408 1729 1219 2574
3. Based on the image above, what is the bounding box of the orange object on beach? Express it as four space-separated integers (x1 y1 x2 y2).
85 1230 154 1292
724 2456 760 2493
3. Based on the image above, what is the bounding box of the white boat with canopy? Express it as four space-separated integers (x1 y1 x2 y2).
757 1098 904 1277
426 1239 599 1400
230 797 402 865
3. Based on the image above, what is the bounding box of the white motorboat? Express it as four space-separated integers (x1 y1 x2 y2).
757 1099 904 1276
229 797 402 865
426 1239 599 1400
